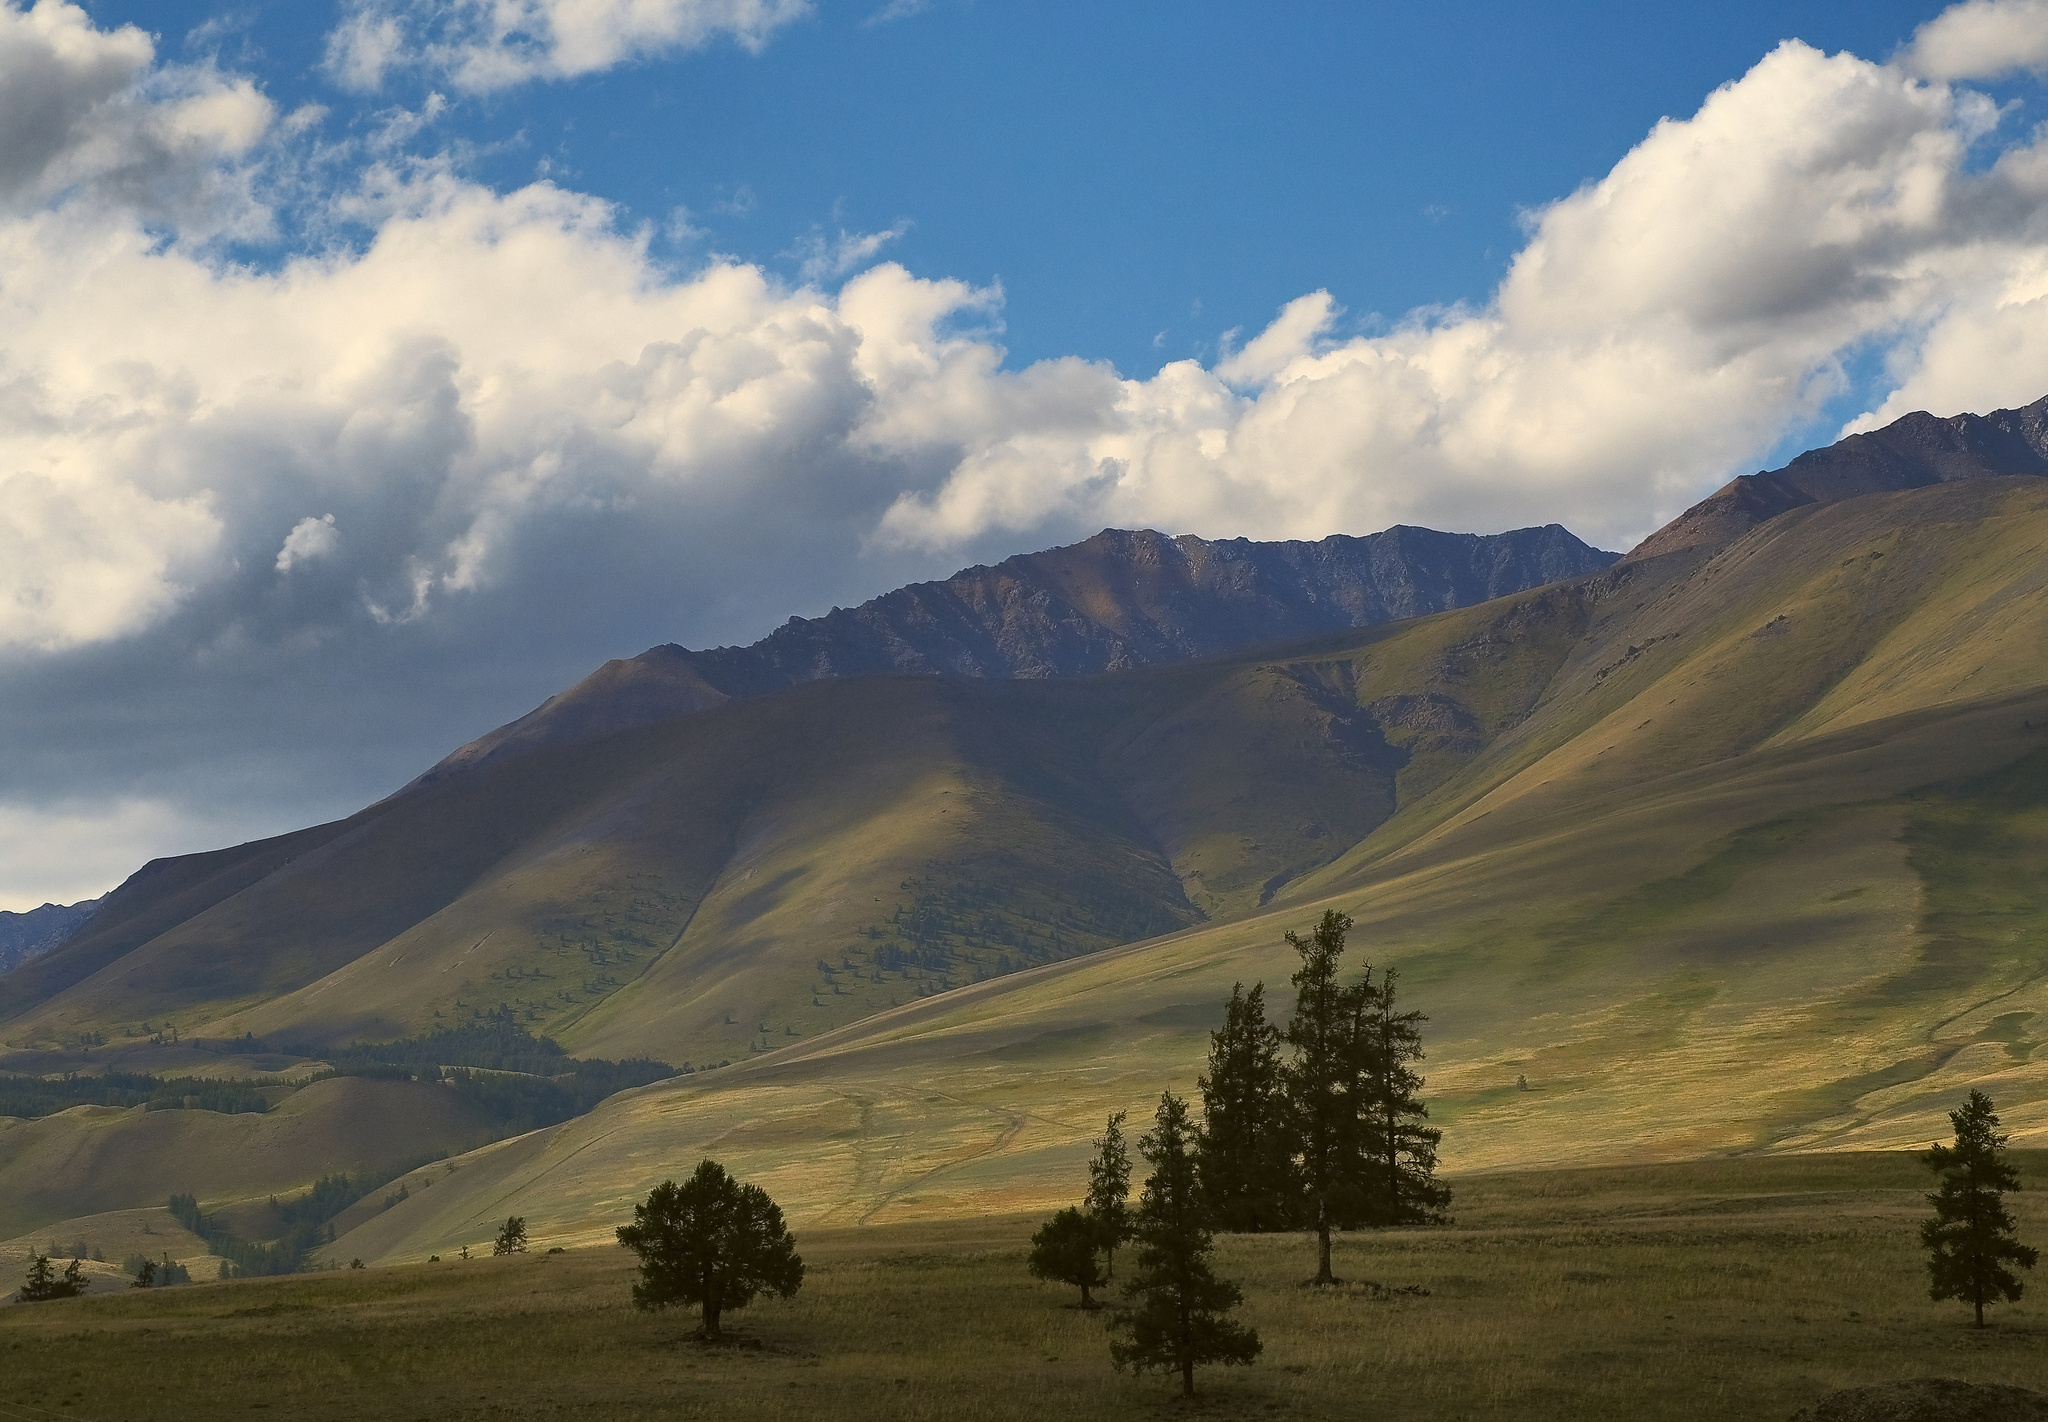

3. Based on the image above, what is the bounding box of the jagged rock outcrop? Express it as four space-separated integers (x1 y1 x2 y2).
422 524 1617 782
1626 393 2048 562
0 899 101 974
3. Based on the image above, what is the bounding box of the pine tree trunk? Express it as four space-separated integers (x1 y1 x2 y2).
1385 1097 1399 1225
703 1297 720 1338
1315 1196 1335 1285
1182 1357 1194 1397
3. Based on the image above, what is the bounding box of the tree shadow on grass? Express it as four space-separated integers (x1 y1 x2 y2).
1292 1277 1429 1297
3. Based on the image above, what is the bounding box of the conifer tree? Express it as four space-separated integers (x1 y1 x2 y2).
1352 969 1451 1227
616 1159 804 1339
1921 1090 2037 1327
1281 910 1358 1284
1084 1110 1132 1277
17 1254 84 1302
1028 1207 1108 1306
493 1216 528 1255
1109 1091 1260 1396
1198 981 1296 1232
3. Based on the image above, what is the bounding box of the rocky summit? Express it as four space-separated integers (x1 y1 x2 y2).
423 522 1616 781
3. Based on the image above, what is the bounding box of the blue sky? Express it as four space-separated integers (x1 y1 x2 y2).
9 0 2048 907
87 0 1962 388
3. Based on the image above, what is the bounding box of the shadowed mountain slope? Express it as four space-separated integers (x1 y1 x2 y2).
1625 392 2048 562
424 523 1616 782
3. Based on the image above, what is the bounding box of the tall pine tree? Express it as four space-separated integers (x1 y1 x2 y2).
1198 982 1296 1232
1921 1090 2037 1327
1085 1110 1133 1278
1108 1091 1261 1397
1351 968 1451 1227
1281 910 1358 1284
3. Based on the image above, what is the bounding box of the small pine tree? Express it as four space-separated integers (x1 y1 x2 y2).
1352 969 1451 1227
616 1159 805 1339
1281 910 1357 1285
1028 1207 1108 1307
493 1217 528 1255
1108 1091 1261 1397
1921 1090 2038 1327
1084 1110 1132 1277
1198 981 1297 1233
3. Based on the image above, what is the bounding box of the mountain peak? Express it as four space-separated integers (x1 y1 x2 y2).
419 523 1619 784
1624 392 2048 563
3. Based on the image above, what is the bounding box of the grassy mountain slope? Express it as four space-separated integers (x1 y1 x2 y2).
0 1077 495 1238
12 479 2048 1256
7 643 1490 1065
307 480 2048 1261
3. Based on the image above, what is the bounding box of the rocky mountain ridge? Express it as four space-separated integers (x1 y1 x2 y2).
423 522 1617 782
1624 392 2048 562
0 899 101 974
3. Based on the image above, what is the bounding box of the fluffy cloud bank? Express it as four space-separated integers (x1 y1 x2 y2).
11 0 2048 903
0 0 272 234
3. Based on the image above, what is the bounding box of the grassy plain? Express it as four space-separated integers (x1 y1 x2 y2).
5 1153 2044 1422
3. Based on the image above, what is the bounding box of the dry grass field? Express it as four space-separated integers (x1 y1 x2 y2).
5 1152 2043 1422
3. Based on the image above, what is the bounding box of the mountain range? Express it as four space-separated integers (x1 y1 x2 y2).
6 394 2048 1263
422 522 1616 783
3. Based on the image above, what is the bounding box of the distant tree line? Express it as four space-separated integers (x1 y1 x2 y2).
825 873 1191 997
123 1254 192 1287
0 1014 682 1136
0 1070 270 1118
169 1153 446 1277
292 1010 680 1132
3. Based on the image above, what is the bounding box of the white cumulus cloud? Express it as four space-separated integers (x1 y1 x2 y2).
1903 0 2048 80
326 0 813 93
877 37 2048 552
0 0 273 237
